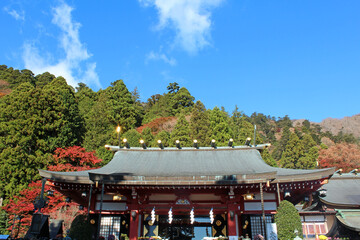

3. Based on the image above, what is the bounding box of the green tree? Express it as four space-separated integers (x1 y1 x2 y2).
141 127 154 147
39 77 84 149
104 80 139 131
83 80 140 154
34 72 55 89
275 200 302 240
0 67 36 89
69 215 94 240
170 113 191 147
122 129 141 148
189 101 211 147
279 133 318 169
261 149 278 167
297 146 318 169
167 82 180 94
0 209 9 235
301 119 311 133
231 106 253 146
209 107 233 146
279 133 303 168
143 83 194 123
155 130 171 147
0 77 84 200
131 87 144 127
170 87 195 115
75 83 97 121
272 126 291 161
83 92 115 152
277 115 292 129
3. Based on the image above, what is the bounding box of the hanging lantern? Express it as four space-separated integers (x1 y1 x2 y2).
168 207 173 224
209 208 214 224
151 207 156 224
190 208 195 224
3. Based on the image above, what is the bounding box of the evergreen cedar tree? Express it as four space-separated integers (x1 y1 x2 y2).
190 101 212 147
279 133 319 170
169 112 192 147
2 146 102 237
0 77 84 200
275 200 303 240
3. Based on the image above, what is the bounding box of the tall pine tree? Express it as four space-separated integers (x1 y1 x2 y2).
209 107 233 146
189 101 211 147
170 113 191 147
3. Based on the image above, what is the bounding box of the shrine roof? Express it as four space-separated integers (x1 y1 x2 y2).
39 145 334 185
336 209 360 232
320 172 360 208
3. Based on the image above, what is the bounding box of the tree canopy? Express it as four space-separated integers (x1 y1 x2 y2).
0 65 358 235
274 200 303 240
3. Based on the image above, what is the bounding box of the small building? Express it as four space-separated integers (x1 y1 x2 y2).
301 170 360 239
39 144 334 240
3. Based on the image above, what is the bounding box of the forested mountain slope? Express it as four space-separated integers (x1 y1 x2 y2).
0 64 359 203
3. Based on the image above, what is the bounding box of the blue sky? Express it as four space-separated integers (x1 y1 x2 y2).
1 0 359 122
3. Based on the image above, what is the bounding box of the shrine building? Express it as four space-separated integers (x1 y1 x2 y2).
39 142 334 240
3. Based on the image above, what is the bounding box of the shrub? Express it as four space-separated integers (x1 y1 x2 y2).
68 214 94 240
274 200 302 240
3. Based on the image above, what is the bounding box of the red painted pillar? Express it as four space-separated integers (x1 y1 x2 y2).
129 210 139 240
227 207 237 237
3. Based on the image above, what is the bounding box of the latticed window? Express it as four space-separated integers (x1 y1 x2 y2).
250 215 272 239
302 222 327 239
100 216 122 239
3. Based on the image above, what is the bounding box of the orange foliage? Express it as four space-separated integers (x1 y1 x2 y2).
137 116 178 134
2 146 102 237
318 143 360 172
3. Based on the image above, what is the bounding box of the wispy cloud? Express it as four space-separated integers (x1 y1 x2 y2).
146 51 177 66
22 1 100 89
3 7 25 21
140 0 223 54
160 70 184 84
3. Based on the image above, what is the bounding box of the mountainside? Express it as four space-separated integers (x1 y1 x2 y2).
318 114 360 138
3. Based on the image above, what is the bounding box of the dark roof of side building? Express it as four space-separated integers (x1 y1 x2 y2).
39 145 334 185
336 209 360 232
320 172 360 208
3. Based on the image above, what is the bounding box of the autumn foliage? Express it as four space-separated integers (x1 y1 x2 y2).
2 146 102 237
48 146 102 172
318 143 360 172
136 116 177 135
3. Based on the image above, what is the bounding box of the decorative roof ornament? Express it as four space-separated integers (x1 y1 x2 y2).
176 198 190 205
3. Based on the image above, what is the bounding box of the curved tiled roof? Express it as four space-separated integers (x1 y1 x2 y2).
39 146 334 185
320 173 360 208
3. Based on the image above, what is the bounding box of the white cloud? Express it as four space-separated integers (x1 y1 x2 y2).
140 0 223 54
160 70 184 84
3 7 25 21
146 51 177 66
22 1 100 89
